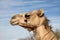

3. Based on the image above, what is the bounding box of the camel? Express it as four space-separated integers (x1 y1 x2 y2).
10 9 58 40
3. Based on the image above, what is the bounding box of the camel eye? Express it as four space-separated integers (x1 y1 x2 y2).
25 14 30 19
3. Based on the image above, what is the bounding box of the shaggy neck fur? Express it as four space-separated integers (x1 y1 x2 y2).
33 18 57 40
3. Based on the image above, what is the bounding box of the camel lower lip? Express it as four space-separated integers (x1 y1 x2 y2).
10 21 18 25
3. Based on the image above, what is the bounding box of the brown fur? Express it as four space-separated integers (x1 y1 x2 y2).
10 9 58 40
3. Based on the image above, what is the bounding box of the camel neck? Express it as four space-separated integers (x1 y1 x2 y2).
33 25 51 39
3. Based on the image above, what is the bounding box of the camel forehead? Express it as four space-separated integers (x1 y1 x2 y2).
20 13 26 15
20 13 29 17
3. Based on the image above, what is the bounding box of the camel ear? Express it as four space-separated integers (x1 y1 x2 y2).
38 9 44 17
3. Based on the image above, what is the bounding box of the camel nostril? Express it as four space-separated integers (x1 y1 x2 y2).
24 20 27 22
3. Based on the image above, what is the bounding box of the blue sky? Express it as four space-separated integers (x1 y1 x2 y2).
0 0 60 40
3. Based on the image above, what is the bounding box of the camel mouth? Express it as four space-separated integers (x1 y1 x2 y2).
19 23 36 28
19 23 27 27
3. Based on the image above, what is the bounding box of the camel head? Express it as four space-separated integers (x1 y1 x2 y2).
10 13 34 31
10 13 29 26
10 9 49 31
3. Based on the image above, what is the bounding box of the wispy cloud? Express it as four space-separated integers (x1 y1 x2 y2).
48 16 60 30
